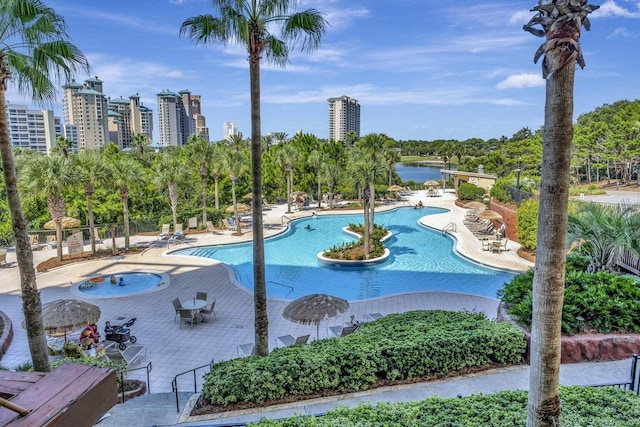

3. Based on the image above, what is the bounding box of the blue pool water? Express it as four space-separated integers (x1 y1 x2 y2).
78 273 164 297
171 208 515 301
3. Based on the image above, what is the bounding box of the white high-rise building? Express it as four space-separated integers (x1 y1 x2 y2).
5 103 62 154
223 121 237 140
107 93 153 149
328 95 360 143
156 89 194 147
62 77 109 150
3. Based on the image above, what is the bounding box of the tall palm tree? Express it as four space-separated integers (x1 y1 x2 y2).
21 155 76 262
0 0 89 372
223 148 249 234
153 152 185 232
276 144 300 213
180 0 327 356
210 143 225 210
185 135 215 225
51 136 73 158
523 2 599 426
383 145 400 187
131 133 150 157
307 147 324 208
357 133 386 233
347 156 383 258
109 156 141 250
72 150 108 253
320 162 341 208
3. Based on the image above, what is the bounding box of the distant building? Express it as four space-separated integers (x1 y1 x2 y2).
107 93 153 149
62 77 109 150
328 95 360 143
223 121 237 140
191 94 209 142
156 89 195 147
5 103 62 154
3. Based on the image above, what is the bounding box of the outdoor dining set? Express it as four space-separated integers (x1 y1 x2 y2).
172 292 216 328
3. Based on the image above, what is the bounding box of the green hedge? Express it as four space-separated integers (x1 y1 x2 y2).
201 311 526 407
458 182 485 201
249 386 640 426
498 256 640 334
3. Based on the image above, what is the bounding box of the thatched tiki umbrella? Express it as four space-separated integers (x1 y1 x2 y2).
40 299 101 342
462 201 487 211
283 293 349 339
476 209 503 221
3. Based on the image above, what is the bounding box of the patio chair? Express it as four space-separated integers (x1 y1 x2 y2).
493 238 509 253
188 217 198 229
29 234 42 250
329 323 359 338
201 299 216 321
277 334 310 347
172 298 183 322
206 221 221 234
367 313 383 321
46 235 58 249
221 218 232 230
0 248 7 267
196 291 207 302
172 224 185 240
179 308 198 329
157 224 171 240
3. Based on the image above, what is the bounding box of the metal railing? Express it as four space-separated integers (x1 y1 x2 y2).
118 361 152 403
281 215 293 225
442 222 457 234
267 281 295 298
591 354 640 395
172 360 214 412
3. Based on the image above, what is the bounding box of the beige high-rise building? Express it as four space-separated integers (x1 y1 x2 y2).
107 93 153 149
157 89 196 147
328 95 360 143
62 76 109 150
190 94 209 142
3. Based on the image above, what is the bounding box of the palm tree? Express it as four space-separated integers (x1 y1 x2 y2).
109 157 142 250
21 155 76 262
272 132 288 145
51 136 73 158
357 133 386 233
131 133 150 157
223 148 249 234
180 0 327 356
153 153 185 232
307 147 324 208
383 145 400 187
276 144 300 213
320 162 341 208
72 150 108 253
0 0 89 372
185 135 215 225
523 2 599 426
347 156 384 258
210 144 225 210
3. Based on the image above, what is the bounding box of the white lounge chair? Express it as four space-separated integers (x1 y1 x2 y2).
157 224 170 240
277 334 310 347
172 224 185 240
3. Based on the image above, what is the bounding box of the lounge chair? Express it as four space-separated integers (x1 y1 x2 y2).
329 323 359 337
46 235 58 249
172 298 183 322
277 334 310 347
237 343 255 357
0 249 7 267
92 227 103 243
201 299 216 321
367 313 383 321
188 217 198 229
206 221 221 234
29 234 42 250
105 343 146 368
221 218 232 231
172 224 185 240
157 224 171 240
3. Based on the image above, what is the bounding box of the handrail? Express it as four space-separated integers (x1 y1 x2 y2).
172 360 214 412
118 361 152 403
442 222 457 234
267 281 294 298
281 215 293 225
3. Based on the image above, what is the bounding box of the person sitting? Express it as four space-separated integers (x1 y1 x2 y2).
80 324 100 342
110 274 117 284
418 200 423 208
118 277 125 286
81 330 104 356
104 321 115 337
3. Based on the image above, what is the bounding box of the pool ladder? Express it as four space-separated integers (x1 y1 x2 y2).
267 281 294 298
442 222 457 235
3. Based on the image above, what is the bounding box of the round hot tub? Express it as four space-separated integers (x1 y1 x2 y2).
72 272 169 298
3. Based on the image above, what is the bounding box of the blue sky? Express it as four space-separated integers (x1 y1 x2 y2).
6 0 640 142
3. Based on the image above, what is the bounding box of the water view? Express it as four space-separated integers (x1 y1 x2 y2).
395 162 451 183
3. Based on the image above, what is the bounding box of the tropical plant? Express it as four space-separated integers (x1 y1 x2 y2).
306 146 323 208
523 2 599 425
72 150 108 253
223 147 249 234
51 136 73 158
568 202 640 273
516 199 539 251
357 133 387 234
383 145 400 187
0 0 89 372
21 155 76 262
130 133 150 157
320 162 342 208
184 135 215 225
153 152 185 231
109 156 142 250
275 144 300 213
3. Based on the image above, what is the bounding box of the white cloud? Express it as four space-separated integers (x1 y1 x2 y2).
609 26 636 37
592 0 640 18
496 73 544 89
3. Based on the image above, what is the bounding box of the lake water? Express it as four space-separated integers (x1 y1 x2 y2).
395 163 447 183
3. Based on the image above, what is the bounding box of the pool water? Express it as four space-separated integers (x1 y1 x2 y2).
78 273 164 297
172 208 516 301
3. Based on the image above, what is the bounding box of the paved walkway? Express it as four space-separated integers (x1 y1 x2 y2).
0 191 625 426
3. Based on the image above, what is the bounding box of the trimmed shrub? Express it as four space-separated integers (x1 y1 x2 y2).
249 386 640 426
516 199 539 250
201 310 525 407
458 182 485 201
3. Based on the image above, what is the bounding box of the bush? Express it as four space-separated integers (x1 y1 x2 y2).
201 310 525 407
516 199 539 250
498 255 640 335
489 179 509 203
458 182 486 201
250 386 640 426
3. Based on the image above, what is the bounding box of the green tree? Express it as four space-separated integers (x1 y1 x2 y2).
153 152 185 231
307 146 324 208
72 150 108 253
275 144 300 213
51 136 73 158
0 0 89 372
357 133 386 234
383 145 400 187
223 148 249 234
180 0 327 356
320 162 341 208
210 143 225 210
185 135 216 225
109 156 141 250
523 2 599 426
131 133 150 157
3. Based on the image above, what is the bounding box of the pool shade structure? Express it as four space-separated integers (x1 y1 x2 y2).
40 299 101 342
387 185 404 192
476 209 503 221
225 203 251 214
463 201 487 211
43 217 81 230
423 180 440 187
283 293 350 339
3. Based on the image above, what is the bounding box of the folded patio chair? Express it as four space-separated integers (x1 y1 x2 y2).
277 334 310 347
157 224 171 240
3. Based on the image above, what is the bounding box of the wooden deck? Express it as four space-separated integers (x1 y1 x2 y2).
0 363 116 426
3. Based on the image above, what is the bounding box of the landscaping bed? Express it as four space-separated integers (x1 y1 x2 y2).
193 310 526 415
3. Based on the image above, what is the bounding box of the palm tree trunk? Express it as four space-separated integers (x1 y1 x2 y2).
317 172 321 208
0 90 50 372
86 190 96 253
231 179 241 234
214 176 220 210
250 47 269 357
121 192 130 250
55 221 63 262
201 174 207 225
526 61 573 427
369 182 376 234
286 168 292 213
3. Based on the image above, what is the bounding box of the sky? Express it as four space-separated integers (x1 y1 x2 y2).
6 0 640 142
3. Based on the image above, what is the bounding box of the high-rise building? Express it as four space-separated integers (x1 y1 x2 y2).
5 103 62 154
223 121 237 140
328 95 360 143
107 93 153 149
190 94 209 142
156 89 195 147
62 77 109 150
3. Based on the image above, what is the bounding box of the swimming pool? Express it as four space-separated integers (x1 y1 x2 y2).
171 207 515 301
74 272 169 298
